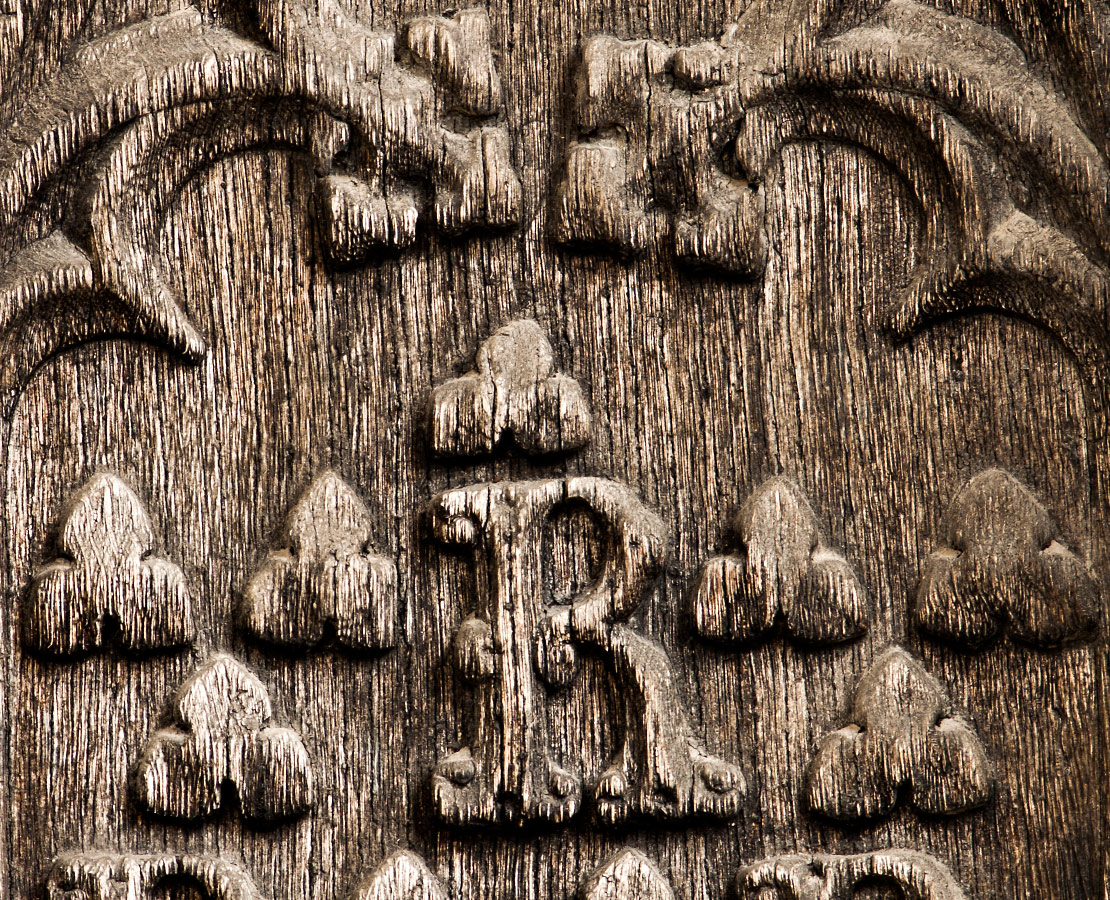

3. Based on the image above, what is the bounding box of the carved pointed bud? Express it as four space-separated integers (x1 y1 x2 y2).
916 468 1099 648
240 471 397 652
351 852 450 900
579 850 675 900
806 647 993 823
134 655 315 825
429 319 591 456
691 477 867 645
25 473 194 657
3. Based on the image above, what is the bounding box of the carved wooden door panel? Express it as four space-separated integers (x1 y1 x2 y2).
2 2 1106 900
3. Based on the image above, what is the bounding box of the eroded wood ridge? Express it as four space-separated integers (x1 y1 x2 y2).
349 852 449 900
240 470 397 652
579 849 674 900
133 655 315 825
429 477 744 828
736 850 967 899
0 0 521 412
690 477 867 645
429 319 591 457
24 473 194 658
554 1 1110 379
44 853 264 900
805 647 994 823
916 468 1100 649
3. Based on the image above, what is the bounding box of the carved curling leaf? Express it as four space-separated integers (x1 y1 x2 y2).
351 852 449 900
24 474 194 658
134 654 315 825
806 647 994 822
429 320 592 457
0 1 522 414
579 850 674 900
737 850 967 899
240 471 397 652
690 477 867 645
554 2 1110 384
428 476 744 828
45 853 264 900
916 468 1100 649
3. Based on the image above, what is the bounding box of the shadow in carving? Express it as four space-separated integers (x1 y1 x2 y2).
805 647 993 823
690 477 867 646
916 468 1100 649
45 854 263 900
737 850 967 899
133 654 315 825
24 473 194 658
0 0 522 414
429 319 592 457
429 477 744 828
240 470 397 652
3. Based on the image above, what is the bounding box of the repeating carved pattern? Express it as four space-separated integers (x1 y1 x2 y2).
429 476 744 827
737 850 967 899
349 852 449 900
806 647 994 823
134 654 315 825
553 1 1110 381
429 319 591 457
240 471 397 652
916 468 1100 649
44 853 264 900
578 850 674 900
690 477 867 645
24 473 194 657
0 0 521 414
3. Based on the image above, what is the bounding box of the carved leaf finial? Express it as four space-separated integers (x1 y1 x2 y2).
240 470 397 651
429 319 592 457
916 468 1100 648
805 647 994 823
134 654 315 825
737 849 968 899
579 850 675 900
24 473 194 657
45 854 265 900
351 852 450 900
690 477 867 645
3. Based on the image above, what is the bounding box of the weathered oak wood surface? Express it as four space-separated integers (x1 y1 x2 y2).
1 2 1107 900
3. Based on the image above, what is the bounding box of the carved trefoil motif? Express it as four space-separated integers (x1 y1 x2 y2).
690 477 868 645
806 647 994 823
134 654 315 824
25 474 194 657
240 470 398 651
429 477 744 827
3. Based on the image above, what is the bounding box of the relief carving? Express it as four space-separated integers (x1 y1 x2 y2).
429 477 744 827
690 477 867 645
737 850 967 899
554 2 1110 385
579 850 674 900
428 319 591 457
916 468 1100 649
0 1 521 413
134 654 315 825
349 852 449 900
24 473 194 658
805 647 993 823
240 471 397 652
44 853 263 900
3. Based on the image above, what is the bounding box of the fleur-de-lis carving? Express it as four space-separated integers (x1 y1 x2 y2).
134 654 315 825
806 647 994 823
690 477 867 645
916 468 1100 648
24 474 194 657
240 471 397 652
